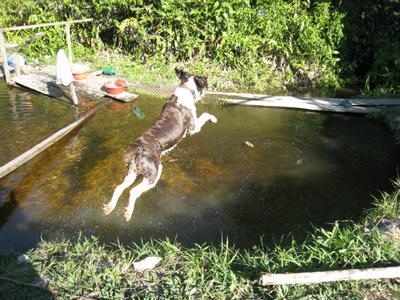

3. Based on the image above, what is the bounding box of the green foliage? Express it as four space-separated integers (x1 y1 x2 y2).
0 0 344 90
338 0 400 95
2 0 399 94
368 107 400 145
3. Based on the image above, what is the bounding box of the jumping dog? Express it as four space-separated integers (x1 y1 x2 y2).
103 69 217 221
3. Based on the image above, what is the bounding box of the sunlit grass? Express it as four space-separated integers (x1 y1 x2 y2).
0 177 399 299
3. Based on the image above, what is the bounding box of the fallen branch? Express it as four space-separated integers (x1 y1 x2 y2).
260 266 400 285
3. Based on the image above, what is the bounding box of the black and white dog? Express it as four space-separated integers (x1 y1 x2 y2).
104 69 217 221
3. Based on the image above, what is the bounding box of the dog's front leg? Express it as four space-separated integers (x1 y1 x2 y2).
191 112 217 134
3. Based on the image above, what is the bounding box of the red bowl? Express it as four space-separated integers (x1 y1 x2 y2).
104 80 126 94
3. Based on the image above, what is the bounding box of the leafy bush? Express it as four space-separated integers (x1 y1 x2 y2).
338 0 400 95
0 0 344 90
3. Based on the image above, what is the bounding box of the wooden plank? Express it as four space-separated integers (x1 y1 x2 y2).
0 19 93 32
76 74 138 102
207 91 400 107
260 266 400 285
0 30 11 84
13 72 137 103
13 73 104 104
0 99 110 179
220 98 378 114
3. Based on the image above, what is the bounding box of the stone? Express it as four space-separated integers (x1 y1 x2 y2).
365 218 400 241
17 254 30 263
133 256 162 272
245 141 254 148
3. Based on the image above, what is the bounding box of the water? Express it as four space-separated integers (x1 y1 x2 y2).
0 82 399 251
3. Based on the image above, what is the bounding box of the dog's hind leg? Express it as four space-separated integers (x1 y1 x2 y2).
124 164 162 222
104 171 137 215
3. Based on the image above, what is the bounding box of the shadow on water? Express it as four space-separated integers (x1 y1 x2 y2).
0 82 400 250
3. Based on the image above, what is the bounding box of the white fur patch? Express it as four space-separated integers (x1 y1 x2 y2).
174 86 197 120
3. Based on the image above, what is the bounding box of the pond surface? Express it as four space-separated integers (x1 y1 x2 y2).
0 82 399 251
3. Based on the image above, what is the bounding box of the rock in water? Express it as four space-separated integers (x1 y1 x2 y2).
245 141 254 148
132 106 145 119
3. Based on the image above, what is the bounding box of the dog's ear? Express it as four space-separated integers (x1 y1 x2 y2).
194 76 208 89
175 68 190 82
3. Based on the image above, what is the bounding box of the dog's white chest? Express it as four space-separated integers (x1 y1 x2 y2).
174 87 197 117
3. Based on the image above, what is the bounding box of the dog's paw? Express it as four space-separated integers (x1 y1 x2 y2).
209 115 218 123
124 207 133 222
103 204 114 215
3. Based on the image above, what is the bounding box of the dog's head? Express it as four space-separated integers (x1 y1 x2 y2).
175 68 208 101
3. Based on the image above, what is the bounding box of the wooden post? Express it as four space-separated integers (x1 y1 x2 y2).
12 53 20 77
69 83 79 106
0 30 11 83
64 23 78 105
65 23 73 65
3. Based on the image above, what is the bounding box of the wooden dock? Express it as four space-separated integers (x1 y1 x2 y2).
1 19 137 105
207 91 400 114
10 68 138 104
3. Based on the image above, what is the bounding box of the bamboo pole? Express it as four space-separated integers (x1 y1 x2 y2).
0 30 11 83
65 23 73 65
0 19 93 32
0 98 110 179
260 266 400 286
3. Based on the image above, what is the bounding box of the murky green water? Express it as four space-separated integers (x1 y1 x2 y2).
1 82 399 251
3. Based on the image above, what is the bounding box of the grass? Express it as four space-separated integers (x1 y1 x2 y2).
0 178 399 299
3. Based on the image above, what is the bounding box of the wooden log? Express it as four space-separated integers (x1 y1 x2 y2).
260 266 400 285
220 98 377 114
207 91 400 107
0 30 11 84
0 19 93 32
0 99 110 179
